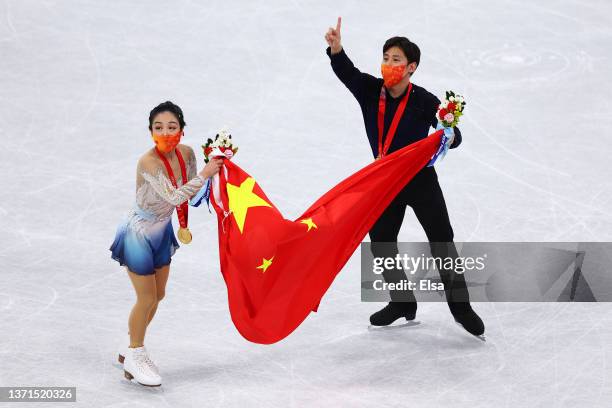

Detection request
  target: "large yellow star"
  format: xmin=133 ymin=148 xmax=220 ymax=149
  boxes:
xmin=227 ymin=177 xmax=271 ymax=233
xmin=300 ymin=217 xmax=317 ymax=232
xmin=256 ymin=256 xmax=274 ymax=273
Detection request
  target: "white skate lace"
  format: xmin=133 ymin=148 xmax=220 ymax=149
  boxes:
xmin=139 ymin=348 xmax=160 ymax=375
xmin=143 ymin=354 xmax=160 ymax=375
xmin=133 ymin=350 xmax=159 ymax=377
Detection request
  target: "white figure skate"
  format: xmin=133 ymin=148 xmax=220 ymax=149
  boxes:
xmin=123 ymin=346 xmax=162 ymax=387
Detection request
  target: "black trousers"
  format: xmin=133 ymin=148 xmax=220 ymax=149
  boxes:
xmin=368 ymin=166 xmax=471 ymax=314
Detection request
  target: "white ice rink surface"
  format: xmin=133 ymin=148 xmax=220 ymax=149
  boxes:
xmin=2 ymin=0 xmax=612 ymax=407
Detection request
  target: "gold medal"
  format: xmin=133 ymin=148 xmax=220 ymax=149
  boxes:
xmin=155 ymin=147 xmax=192 ymax=245
xmin=177 ymin=227 xmax=192 ymax=244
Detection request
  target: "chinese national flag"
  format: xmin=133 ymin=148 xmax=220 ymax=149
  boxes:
xmin=210 ymin=130 xmax=444 ymax=344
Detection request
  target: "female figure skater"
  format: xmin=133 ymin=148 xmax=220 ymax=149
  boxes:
xmin=109 ymin=101 xmax=223 ymax=386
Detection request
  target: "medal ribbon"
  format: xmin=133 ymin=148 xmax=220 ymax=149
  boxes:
xmin=155 ymin=147 xmax=188 ymax=229
xmin=377 ymin=82 xmax=413 ymax=158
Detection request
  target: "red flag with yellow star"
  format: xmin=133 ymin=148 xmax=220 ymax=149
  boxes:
xmin=210 ymin=130 xmax=444 ymax=344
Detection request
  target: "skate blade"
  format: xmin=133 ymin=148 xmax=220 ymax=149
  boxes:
xmin=454 ymin=321 xmax=486 ymax=342
xmin=124 ymin=370 xmax=162 ymax=387
xmin=368 ymin=320 xmax=421 ymax=331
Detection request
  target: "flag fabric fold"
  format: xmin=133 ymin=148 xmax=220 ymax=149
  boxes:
xmin=210 ymin=130 xmax=444 ymax=344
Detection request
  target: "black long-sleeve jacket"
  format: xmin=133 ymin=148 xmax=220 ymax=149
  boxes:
xmin=327 ymin=47 xmax=462 ymax=159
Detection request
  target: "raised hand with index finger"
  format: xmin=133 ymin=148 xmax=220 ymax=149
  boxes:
xmin=324 ymin=17 xmax=343 ymax=55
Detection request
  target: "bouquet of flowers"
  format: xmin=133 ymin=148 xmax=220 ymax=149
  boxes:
xmin=437 ymin=91 xmax=466 ymax=128
xmin=427 ymin=91 xmax=465 ymax=167
xmin=203 ymin=128 xmax=238 ymax=163
xmin=191 ymin=129 xmax=238 ymax=210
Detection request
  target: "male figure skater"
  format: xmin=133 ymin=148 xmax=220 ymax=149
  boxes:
xmin=324 ymin=17 xmax=484 ymax=336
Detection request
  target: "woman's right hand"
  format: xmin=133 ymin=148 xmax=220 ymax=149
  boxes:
xmin=199 ymin=157 xmax=224 ymax=179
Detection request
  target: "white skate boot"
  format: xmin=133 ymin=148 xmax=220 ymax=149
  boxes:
xmin=118 ymin=336 xmax=160 ymax=375
xmin=123 ymin=346 xmax=162 ymax=387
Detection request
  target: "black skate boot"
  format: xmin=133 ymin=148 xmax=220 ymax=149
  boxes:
xmin=370 ymin=302 xmax=417 ymax=326
xmin=452 ymin=307 xmax=485 ymax=338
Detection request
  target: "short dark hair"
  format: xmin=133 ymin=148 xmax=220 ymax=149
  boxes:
xmin=148 ymin=101 xmax=186 ymax=131
xmin=383 ymin=37 xmax=421 ymax=67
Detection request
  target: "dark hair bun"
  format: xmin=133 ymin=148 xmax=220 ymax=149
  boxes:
xmin=148 ymin=101 xmax=186 ymax=131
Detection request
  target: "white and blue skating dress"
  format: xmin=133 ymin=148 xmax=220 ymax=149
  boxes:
xmin=110 ymin=151 xmax=206 ymax=275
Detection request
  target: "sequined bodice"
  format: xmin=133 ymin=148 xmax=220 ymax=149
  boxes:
xmin=124 ymin=152 xmax=205 ymax=235
xmin=136 ymin=171 xmax=188 ymax=221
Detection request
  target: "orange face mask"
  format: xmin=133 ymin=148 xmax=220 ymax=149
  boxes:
xmin=381 ymin=64 xmax=406 ymax=88
xmin=152 ymin=131 xmax=182 ymax=153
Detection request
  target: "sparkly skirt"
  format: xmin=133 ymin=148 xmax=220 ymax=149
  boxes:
xmin=109 ymin=207 xmax=180 ymax=276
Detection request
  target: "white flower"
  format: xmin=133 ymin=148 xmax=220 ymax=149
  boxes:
xmin=213 ymin=128 xmax=232 ymax=149
xmin=217 ymin=128 xmax=231 ymax=140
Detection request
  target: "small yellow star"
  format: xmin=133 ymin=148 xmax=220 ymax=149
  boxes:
xmin=300 ymin=218 xmax=317 ymax=232
xmin=256 ymin=256 xmax=274 ymax=273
